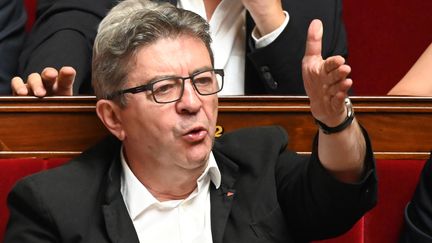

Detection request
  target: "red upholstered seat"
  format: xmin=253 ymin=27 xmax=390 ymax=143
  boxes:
xmin=24 ymin=0 xmax=37 ymax=31
xmin=0 ymin=158 xmax=425 ymax=242
xmin=343 ymin=0 xmax=432 ymax=95
xmin=0 ymin=158 xmax=45 ymax=241
xmin=0 ymin=158 xmax=69 ymax=242
xmin=313 ymin=159 xmax=425 ymax=243
xmin=364 ymin=159 xmax=425 ymax=243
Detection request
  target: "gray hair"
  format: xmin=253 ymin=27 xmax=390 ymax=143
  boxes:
xmin=92 ymin=0 xmax=213 ymax=105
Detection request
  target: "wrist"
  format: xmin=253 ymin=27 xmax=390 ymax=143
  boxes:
xmin=314 ymin=98 xmax=355 ymax=134
xmin=252 ymin=8 xmax=286 ymax=36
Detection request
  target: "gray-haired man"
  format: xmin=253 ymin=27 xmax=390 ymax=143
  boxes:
xmin=5 ymin=1 xmax=376 ymax=242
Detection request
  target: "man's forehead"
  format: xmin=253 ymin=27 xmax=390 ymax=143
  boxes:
xmin=139 ymin=34 xmax=209 ymax=54
xmin=128 ymin=35 xmax=212 ymax=82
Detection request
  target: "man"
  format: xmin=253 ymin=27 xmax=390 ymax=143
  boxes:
xmin=12 ymin=0 xmax=347 ymax=96
xmin=5 ymin=1 xmax=376 ymax=242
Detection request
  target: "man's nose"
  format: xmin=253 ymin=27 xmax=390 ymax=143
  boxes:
xmin=176 ymin=80 xmax=202 ymax=113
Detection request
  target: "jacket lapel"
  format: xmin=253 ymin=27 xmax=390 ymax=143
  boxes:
xmin=210 ymin=149 xmax=239 ymax=243
xmin=98 ymin=135 xmax=240 ymax=243
xmin=102 ymin=153 xmax=140 ymax=243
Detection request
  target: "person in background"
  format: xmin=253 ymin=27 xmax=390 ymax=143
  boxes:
xmin=12 ymin=0 xmax=347 ymax=96
xmin=5 ymin=0 xmax=376 ymax=242
xmin=0 ymin=0 xmax=26 ymax=94
xmin=386 ymin=41 xmax=432 ymax=242
xmin=388 ymin=43 xmax=432 ymax=96
xmin=399 ymin=154 xmax=432 ymax=242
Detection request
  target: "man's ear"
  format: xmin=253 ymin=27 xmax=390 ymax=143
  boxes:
xmin=96 ymin=100 xmax=126 ymax=141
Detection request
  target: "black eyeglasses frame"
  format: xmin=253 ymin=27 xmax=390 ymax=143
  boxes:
xmin=106 ymin=68 xmax=224 ymax=104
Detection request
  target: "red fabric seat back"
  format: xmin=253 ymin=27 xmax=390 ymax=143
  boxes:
xmin=0 ymin=158 xmax=68 ymax=242
xmin=24 ymin=0 xmax=37 ymax=31
xmin=343 ymin=1 xmax=432 ymax=95
xmin=0 ymin=158 xmax=426 ymax=242
xmin=313 ymin=159 xmax=425 ymax=243
xmin=364 ymin=159 xmax=425 ymax=243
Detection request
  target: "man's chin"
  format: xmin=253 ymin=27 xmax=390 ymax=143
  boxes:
xmin=187 ymin=146 xmax=211 ymax=165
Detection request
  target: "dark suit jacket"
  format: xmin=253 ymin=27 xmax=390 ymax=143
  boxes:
xmin=399 ymin=154 xmax=432 ymax=243
xmin=5 ymin=126 xmax=377 ymax=243
xmin=18 ymin=0 xmax=347 ymax=95
xmin=0 ymin=0 xmax=26 ymax=94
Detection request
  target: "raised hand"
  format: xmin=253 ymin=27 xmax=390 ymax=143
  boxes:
xmin=302 ymin=19 xmax=352 ymax=127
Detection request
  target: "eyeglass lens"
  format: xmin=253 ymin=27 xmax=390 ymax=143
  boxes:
xmin=152 ymin=70 xmax=223 ymax=103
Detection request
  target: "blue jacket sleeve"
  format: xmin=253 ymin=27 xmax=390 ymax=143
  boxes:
xmin=17 ymin=0 xmax=115 ymax=94
xmin=0 ymin=0 xmax=26 ymax=94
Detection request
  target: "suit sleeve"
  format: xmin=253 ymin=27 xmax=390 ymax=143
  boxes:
xmin=4 ymin=178 xmax=60 ymax=243
xmin=245 ymin=0 xmax=347 ymax=95
xmin=0 ymin=0 xmax=26 ymax=94
xmin=400 ymin=155 xmax=432 ymax=243
xmin=17 ymin=0 xmax=114 ymax=94
xmin=275 ymin=126 xmax=377 ymax=241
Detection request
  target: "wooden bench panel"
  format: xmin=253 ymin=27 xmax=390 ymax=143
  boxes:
xmin=0 ymin=96 xmax=431 ymax=159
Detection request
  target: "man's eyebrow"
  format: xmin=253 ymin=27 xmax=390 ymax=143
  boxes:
xmin=145 ymin=66 xmax=214 ymax=83
xmin=139 ymin=74 xmax=180 ymax=85
xmin=190 ymin=66 xmax=214 ymax=75
xmin=147 ymin=74 xmax=179 ymax=83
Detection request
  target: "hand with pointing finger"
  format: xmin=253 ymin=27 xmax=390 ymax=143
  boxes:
xmin=302 ymin=19 xmax=352 ymax=127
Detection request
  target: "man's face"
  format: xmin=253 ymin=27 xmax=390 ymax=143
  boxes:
xmin=118 ymin=35 xmax=218 ymax=172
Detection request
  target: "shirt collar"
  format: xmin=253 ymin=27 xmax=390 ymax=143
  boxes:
xmin=198 ymin=152 xmax=221 ymax=189
xmin=120 ymin=147 xmax=221 ymax=220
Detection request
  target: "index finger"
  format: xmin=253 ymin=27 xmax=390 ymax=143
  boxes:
xmin=324 ymin=56 xmax=346 ymax=73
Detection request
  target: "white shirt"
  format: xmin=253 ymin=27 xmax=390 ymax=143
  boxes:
xmin=178 ymin=0 xmax=290 ymax=95
xmin=120 ymin=150 xmax=222 ymax=243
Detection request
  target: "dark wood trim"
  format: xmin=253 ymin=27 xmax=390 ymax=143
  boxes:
xmin=0 ymin=96 xmax=431 ymax=159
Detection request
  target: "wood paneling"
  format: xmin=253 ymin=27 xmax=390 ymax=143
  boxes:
xmin=0 ymin=96 xmax=431 ymax=159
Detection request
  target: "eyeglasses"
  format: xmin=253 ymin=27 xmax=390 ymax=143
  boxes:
xmin=107 ymin=69 xmax=224 ymax=103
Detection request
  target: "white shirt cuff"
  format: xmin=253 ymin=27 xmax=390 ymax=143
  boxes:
xmin=252 ymin=11 xmax=290 ymax=49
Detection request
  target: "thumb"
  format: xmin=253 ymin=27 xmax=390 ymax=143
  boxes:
xmin=304 ymin=19 xmax=323 ymax=58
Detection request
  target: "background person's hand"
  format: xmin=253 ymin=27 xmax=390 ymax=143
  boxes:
xmin=241 ymin=0 xmax=285 ymax=37
xmin=11 ymin=66 xmax=75 ymax=97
